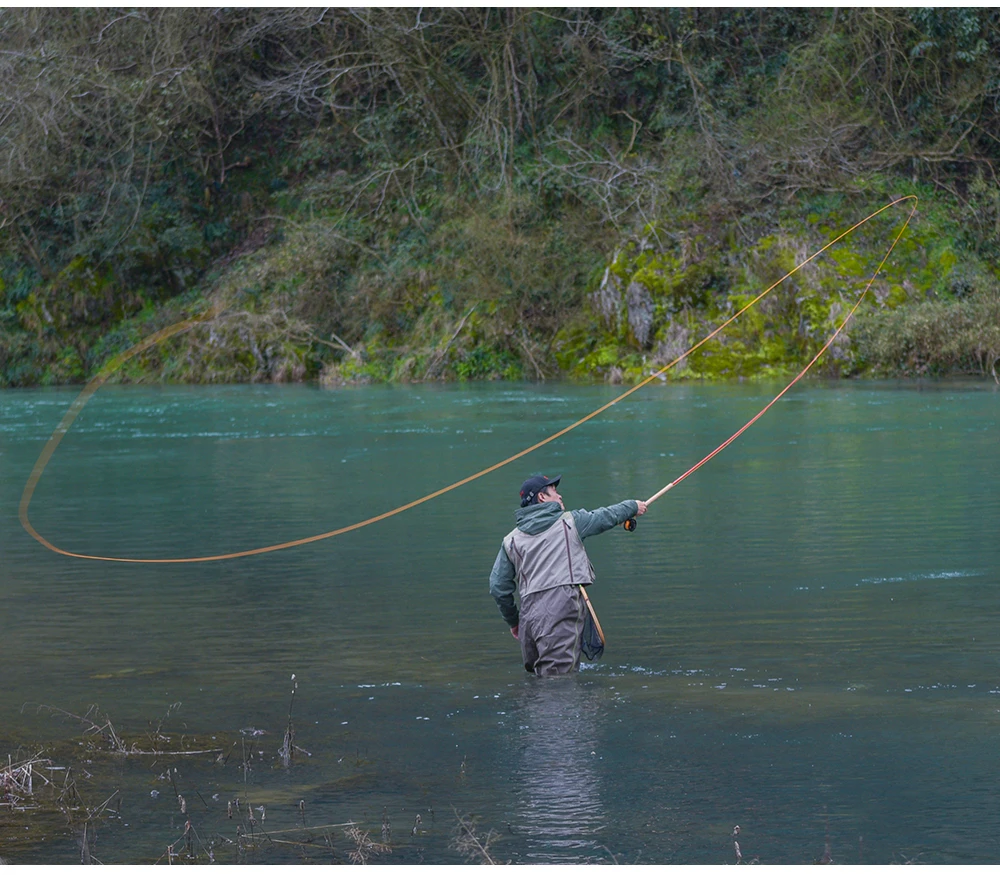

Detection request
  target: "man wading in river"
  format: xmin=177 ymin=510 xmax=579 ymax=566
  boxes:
xmin=489 ymin=474 xmax=647 ymax=676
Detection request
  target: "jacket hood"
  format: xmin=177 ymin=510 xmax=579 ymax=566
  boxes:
xmin=513 ymin=500 xmax=564 ymax=535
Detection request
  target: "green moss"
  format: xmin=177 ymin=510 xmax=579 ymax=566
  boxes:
xmin=547 ymin=186 xmax=989 ymax=384
xmin=5 ymin=166 xmax=993 ymax=388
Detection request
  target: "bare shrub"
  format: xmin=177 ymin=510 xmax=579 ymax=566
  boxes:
xmin=451 ymin=811 xmax=501 ymax=865
xmin=854 ymin=286 xmax=1000 ymax=379
xmin=344 ymin=822 xmax=391 ymax=864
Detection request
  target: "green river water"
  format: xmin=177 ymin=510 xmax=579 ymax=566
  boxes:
xmin=1 ymin=380 xmax=998 ymax=864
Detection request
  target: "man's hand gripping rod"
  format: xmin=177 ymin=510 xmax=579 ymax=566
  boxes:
xmin=622 ymin=484 xmax=671 ymax=531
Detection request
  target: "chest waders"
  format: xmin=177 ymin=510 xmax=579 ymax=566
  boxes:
xmin=504 ymin=512 xmax=605 ymax=666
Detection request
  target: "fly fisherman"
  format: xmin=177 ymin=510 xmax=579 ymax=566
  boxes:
xmin=489 ymin=474 xmax=647 ymax=676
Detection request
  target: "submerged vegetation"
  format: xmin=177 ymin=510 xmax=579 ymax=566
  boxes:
xmin=2 ymin=8 xmax=1000 ymax=387
xmin=0 ymin=699 xmax=919 ymax=865
xmin=1 ymin=691 xmax=432 ymax=864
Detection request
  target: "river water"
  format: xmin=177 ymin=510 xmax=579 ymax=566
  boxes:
xmin=1 ymin=380 xmax=998 ymax=864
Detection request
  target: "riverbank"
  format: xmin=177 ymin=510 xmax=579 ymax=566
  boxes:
xmin=5 ymin=189 xmax=999 ymax=390
xmin=4 ymin=12 xmax=1000 ymax=392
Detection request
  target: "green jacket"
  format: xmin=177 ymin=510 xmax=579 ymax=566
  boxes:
xmin=489 ymin=499 xmax=638 ymax=628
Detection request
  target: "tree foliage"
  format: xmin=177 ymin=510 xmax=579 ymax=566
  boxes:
xmin=2 ymin=8 xmax=1000 ymax=385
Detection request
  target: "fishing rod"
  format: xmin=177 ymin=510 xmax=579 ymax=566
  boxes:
xmin=620 ymin=195 xmax=918 ymax=532
xmin=19 ymin=198 xmax=917 ymax=563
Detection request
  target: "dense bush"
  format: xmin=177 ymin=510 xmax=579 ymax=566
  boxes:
xmin=854 ymin=281 xmax=1000 ymax=379
xmin=2 ymin=9 xmax=1000 ymax=385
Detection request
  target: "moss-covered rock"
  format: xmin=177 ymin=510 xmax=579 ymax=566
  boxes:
xmin=555 ymin=188 xmax=997 ymax=384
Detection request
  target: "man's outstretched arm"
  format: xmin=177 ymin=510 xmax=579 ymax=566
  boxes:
xmin=572 ymin=499 xmax=646 ymax=539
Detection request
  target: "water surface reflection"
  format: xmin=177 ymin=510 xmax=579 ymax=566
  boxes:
xmin=507 ymin=679 xmax=606 ymax=861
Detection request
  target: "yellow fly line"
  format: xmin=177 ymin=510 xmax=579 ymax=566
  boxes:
xmin=18 ymin=197 xmax=917 ymax=563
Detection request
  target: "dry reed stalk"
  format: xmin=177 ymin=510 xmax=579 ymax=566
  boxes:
xmin=451 ymin=811 xmax=500 ymax=865
xmin=344 ymin=821 xmax=391 ymax=864
xmin=278 ymin=674 xmax=297 ymax=767
xmin=1 ymin=753 xmax=53 ymax=810
xmin=35 ymin=704 xmax=221 ymax=756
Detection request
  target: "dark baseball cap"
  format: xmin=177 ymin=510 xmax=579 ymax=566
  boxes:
xmin=519 ymin=474 xmax=561 ymax=507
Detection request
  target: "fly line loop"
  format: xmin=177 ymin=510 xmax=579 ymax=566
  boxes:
xmin=19 ymin=197 xmax=917 ymax=563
